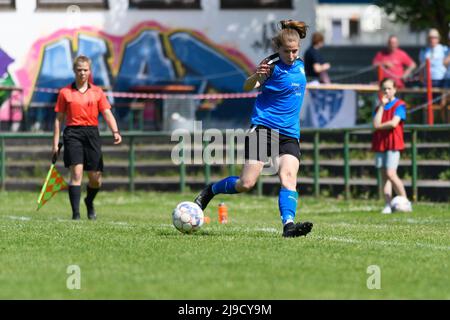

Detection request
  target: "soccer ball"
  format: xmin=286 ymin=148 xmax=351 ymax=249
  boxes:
xmin=390 ymin=196 xmax=412 ymax=212
xmin=172 ymin=201 xmax=204 ymax=234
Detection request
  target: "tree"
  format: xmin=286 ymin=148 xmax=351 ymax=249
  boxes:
xmin=376 ymin=0 xmax=450 ymax=44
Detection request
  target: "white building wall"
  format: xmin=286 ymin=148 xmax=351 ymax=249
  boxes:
xmin=316 ymin=4 xmax=425 ymax=46
xmin=0 ymin=0 xmax=317 ymax=75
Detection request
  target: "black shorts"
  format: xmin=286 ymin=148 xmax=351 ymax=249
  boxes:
xmin=244 ymin=125 xmax=301 ymax=163
xmin=63 ymin=126 xmax=104 ymax=172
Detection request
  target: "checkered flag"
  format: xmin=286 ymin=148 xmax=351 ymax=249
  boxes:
xmin=36 ymin=143 xmax=68 ymax=211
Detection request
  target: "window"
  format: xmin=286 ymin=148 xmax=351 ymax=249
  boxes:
xmin=221 ymin=0 xmax=292 ymax=9
xmin=36 ymin=0 xmax=108 ymax=9
xmin=331 ymin=20 xmax=343 ymax=42
xmin=129 ymin=0 xmax=201 ymax=9
xmin=0 ymin=0 xmax=15 ymax=9
xmin=349 ymin=19 xmax=359 ymax=38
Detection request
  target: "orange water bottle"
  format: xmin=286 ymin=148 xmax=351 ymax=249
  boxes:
xmin=218 ymin=202 xmax=228 ymax=224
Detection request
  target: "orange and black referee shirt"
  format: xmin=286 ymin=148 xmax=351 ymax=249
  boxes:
xmin=54 ymin=82 xmax=111 ymax=126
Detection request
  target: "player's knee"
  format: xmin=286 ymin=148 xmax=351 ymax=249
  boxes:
xmin=70 ymin=173 xmax=83 ymax=184
xmin=385 ymin=170 xmax=398 ymax=180
xmin=89 ymin=174 xmax=102 ymax=188
xmin=239 ymin=179 xmax=257 ymax=192
xmin=90 ymin=180 xmax=102 ymax=188
xmin=279 ymin=171 xmax=297 ymax=189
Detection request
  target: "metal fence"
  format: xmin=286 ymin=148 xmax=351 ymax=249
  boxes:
xmin=1 ymin=124 xmax=449 ymax=201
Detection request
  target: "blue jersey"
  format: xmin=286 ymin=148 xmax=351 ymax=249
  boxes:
xmin=251 ymin=59 xmax=307 ymax=139
xmin=385 ymin=98 xmax=406 ymax=121
xmin=372 ymin=98 xmax=406 ymax=121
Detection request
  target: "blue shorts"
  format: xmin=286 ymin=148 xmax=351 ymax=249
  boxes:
xmin=375 ymin=151 xmax=400 ymax=169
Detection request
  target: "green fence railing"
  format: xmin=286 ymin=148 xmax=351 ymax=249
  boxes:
xmin=0 ymin=124 xmax=449 ymax=201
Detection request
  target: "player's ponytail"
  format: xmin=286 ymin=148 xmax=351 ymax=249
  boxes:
xmin=280 ymin=20 xmax=308 ymax=39
xmin=273 ymin=20 xmax=308 ymax=49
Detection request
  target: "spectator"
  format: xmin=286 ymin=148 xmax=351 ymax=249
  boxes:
xmin=304 ymin=32 xmax=331 ymax=83
xmin=372 ymin=35 xmax=416 ymax=89
xmin=444 ymin=48 xmax=450 ymax=88
xmin=419 ymin=29 xmax=449 ymax=88
xmin=441 ymin=39 xmax=450 ymax=121
xmin=372 ymin=78 xmax=411 ymax=214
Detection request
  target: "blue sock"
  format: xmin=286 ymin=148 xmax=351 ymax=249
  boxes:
xmin=278 ymin=188 xmax=298 ymax=225
xmin=212 ymin=176 xmax=240 ymax=194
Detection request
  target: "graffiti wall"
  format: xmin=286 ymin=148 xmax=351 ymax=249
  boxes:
xmin=0 ymin=0 xmax=315 ymax=130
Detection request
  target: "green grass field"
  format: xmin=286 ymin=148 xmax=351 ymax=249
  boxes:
xmin=0 ymin=191 xmax=449 ymax=299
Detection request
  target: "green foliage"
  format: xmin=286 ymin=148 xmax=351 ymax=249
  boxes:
xmin=0 ymin=73 xmax=14 ymax=104
xmin=438 ymin=169 xmax=450 ymax=181
xmin=320 ymin=168 xmax=330 ymax=178
xmin=356 ymin=93 xmax=377 ymax=125
xmin=376 ymin=0 xmax=450 ymax=43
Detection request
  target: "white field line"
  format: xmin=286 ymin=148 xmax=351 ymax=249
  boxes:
xmin=300 ymin=206 xmax=380 ymax=214
xmin=109 ymin=221 xmax=130 ymax=226
xmin=2 ymin=215 xmax=134 ymax=228
xmin=173 ymin=224 xmax=450 ymax=252
xmin=315 ymin=235 xmax=450 ymax=252
xmin=4 ymin=215 xmax=31 ymax=221
xmin=2 ymin=216 xmax=447 ymax=251
xmin=323 ymin=222 xmax=390 ymax=229
xmin=254 ymin=227 xmax=278 ymax=233
xmin=403 ymin=218 xmax=450 ymax=224
xmin=321 ymin=220 xmax=449 ymax=229
xmin=160 ymin=223 xmax=173 ymax=228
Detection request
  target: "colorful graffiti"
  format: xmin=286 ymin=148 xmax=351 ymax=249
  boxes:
xmin=0 ymin=48 xmax=21 ymax=127
xmin=15 ymin=22 xmax=256 ymax=129
xmin=251 ymin=21 xmax=279 ymax=54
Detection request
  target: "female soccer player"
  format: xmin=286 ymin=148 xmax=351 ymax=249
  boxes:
xmin=372 ymin=78 xmax=411 ymax=214
xmin=194 ymin=20 xmax=313 ymax=237
xmin=52 ymin=55 xmax=122 ymax=220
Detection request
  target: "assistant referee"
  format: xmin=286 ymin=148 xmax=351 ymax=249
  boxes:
xmin=52 ymin=55 xmax=122 ymax=220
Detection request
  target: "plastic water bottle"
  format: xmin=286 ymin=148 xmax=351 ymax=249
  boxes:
xmin=218 ymin=202 xmax=228 ymax=224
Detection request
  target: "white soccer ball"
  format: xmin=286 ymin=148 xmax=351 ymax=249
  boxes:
xmin=172 ymin=201 xmax=204 ymax=234
xmin=390 ymin=196 xmax=412 ymax=212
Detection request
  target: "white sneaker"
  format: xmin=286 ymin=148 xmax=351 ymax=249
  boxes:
xmin=381 ymin=205 xmax=392 ymax=214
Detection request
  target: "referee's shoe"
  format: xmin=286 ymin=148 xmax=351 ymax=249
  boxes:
xmin=84 ymin=198 xmax=97 ymax=220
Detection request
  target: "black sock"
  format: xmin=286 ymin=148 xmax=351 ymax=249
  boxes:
xmin=85 ymin=186 xmax=100 ymax=207
xmin=69 ymin=185 xmax=81 ymax=216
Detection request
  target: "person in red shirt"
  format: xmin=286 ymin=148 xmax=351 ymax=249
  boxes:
xmin=52 ymin=55 xmax=122 ymax=220
xmin=372 ymin=78 xmax=411 ymax=214
xmin=372 ymin=36 xmax=416 ymax=89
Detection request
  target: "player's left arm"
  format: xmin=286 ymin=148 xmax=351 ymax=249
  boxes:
xmin=402 ymin=52 xmax=417 ymax=80
xmin=373 ymin=105 xmax=384 ymax=128
xmin=444 ymin=52 xmax=450 ymax=67
xmin=102 ymin=109 xmax=122 ymax=145
xmin=375 ymin=104 xmax=405 ymax=130
xmin=375 ymin=115 xmax=402 ymax=130
xmin=402 ymin=61 xmax=417 ymax=79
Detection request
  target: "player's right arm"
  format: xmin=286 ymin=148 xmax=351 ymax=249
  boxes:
xmin=373 ymin=95 xmax=388 ymax=129
xmin=373 ymin=106 xmax=383 ymax=129
xmin=53 ymin=112 xmax=65 ymax=156
xmin=243 ymin=58 xmax=271 ymax=91
xmin=313 ymin=62 xmax=331 ymax=73
xmin=53 ymin=90 xmax=66 ymax=157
